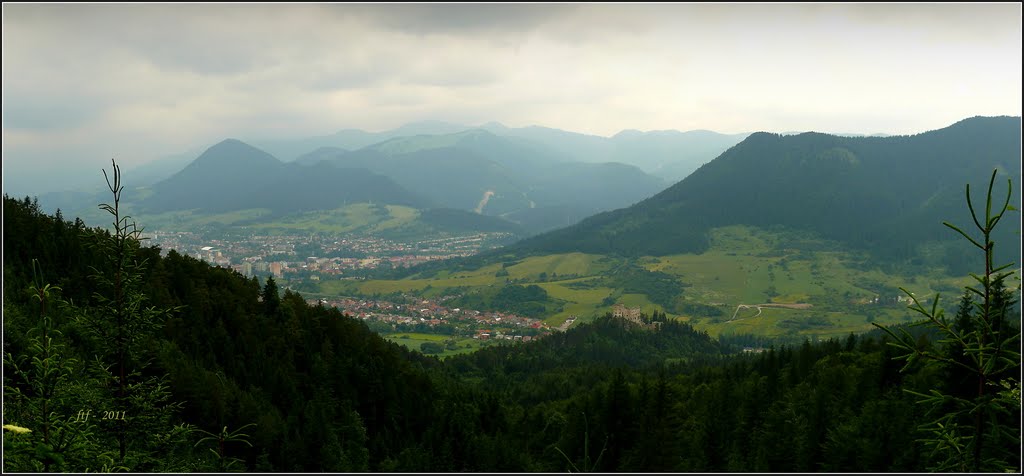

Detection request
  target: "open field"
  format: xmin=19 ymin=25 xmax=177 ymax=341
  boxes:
xmin=504 ymin=252 xmax=613 ymax=280
xmin=318 ymin=225 xmax=977 ymax=339
xmin=381 ymin=333 xmax=492 ymax=359
xmin=75 ymin=201 xmax=418 ymax=236
xmin=245 ymin=203 xmax=420 ymax=234
xmin=110 ymin=208 xmax=275 ymax=231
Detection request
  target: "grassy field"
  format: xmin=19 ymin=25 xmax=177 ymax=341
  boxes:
xmin=111 ymin=202 xmax=427 ymax=236
xmin=504 ymin=253 xmax=613 ymax=280
xmin=79 ymin=207 xmax=277 ymax=231
xmin=382 ymin=333 xmax=492 ymax=359
xmin=317 ymin=225 xmax=977 ymax=339
xmin=535 ymin=282 xmax=616 ymax=326
xmin=245 ymin=204 xmax=421 ymax=235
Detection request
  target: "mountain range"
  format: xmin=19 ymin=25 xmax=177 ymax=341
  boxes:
xmin=134 ymin=129 xmax=670 ymax=235
xmin=503 ymin=116 xmax=1021 ymax=269
xmin=30 ymin=116 xmax=1019 ymax=267
xmin=258 ymin=120 xmax=750 ymax=183
xmin=32 ymin=120 xmax=758 ymax=219
xmin=141 ymin=139 xmax=428 ymax=215
xmin=293 ymin=129 xmax=668 ymax=232
xmin=46 ymin=127 xmax=678 ymax=237
xmin=478 ymin=122 xmax=751 ymax=181
xmin=74 ymin=119 xmax=748 ymax=187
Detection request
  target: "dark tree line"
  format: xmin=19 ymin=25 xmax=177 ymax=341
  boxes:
xmin=3 ymin=164 xmax=1020 ymax=472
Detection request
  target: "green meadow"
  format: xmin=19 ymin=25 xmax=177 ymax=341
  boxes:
xmin=316 ymin=225 xmax=976 ymax=339
xmin=382 ymin=333 xmax=491 ymax=359
xmin=118 ymin=202 xmax=433 ymax=237
xmin=246 ymin=204 xmax=420 ymax=234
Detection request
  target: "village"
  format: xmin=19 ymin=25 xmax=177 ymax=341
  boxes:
xmin=146 ymin=228 xmax=677 ymax=347
xmin=145 ymin=229 xmax=516 ymax=278
xmin=305 ymin=294 xmax=556 ymax=342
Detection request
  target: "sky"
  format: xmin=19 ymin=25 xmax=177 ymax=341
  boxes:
xmin=2 ymin=3 xmax=1022 ymax=196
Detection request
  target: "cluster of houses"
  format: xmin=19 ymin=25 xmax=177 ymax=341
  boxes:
xmin=308 ymin=296 xmax=550 ymax=336
xmin=472 ymin=330 xmax=538 ymax=342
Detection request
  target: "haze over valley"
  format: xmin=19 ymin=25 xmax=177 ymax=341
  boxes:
xmin=3 ymin=3 xmax=1021 ymax=473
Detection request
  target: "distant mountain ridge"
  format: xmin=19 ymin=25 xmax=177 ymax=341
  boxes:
xmin=76 ymin=131 xmax=670 ymax=238
xmin=252 ymin=120 xmax=471 ymax=161
xmin=246 ymin=120 xmax=753 ymax=183
xmin=507 ymin=116 xmax=1022 ymax=268
xmin=480 ymin=123 xmax=751 ymax=182
xmin=27 ymin=120 xmax=890 ymax=202
xmin=141 ymin=139 xmax=429 ymax=214
xmin=295 ymin=129 xmax=669 ymax=233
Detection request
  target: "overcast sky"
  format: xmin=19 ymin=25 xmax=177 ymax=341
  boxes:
xmin=3 ymin=3 xmax=1021 ymax=196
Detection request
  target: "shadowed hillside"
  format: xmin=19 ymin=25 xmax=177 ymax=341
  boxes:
xmin=509 ymin=116 xmax=1022 ymax=269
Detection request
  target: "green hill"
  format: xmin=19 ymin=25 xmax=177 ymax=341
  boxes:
xmin=510 ymin=116 xmax=1022 ymax=270
xmin=140 ymin=139 xmax=430 ymax=214
xmin=299 ymin=129 xmax=669 ymax=233
xmin=331 ymin=117 xmax=1021 ymax=338
xmin=417 ymin=208 xmax=526 ymax=234
xmin=482 ymin=122 xmax=750 ymax=181
xmin=324 ymin=225 xmax=977 ymax=339
xmin=4 ymin=185 xmax=1020 ymax=473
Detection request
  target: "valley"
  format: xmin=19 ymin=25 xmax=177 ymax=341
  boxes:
xmin=39 ymin=116 xmax=1017 ymax=347
xmin=137 ymin=205 xmax=519 ymax=276
xmin=302 ymin=224 xmax=976 ymax=340
xmin=5 ymin=4 xmax=1021 ymax=472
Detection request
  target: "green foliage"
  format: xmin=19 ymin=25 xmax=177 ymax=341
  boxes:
xmin=70 ymin=161 xmax=190 ymax=469
xmin=492 ymin=284 xmax=551 ymax=317
xmin=601 ymin=264 xmax=688 ymax=312
xmin=262 ymin=276 xmax=281 ymax=317
xmin=418 ymin=207 xmax=524 ymax=234
xmin=3 ymin=262 xmax=98 ymax=472
xmin=677 ymin=301 xmax=724 ymax=317
xmin=512 ymin=117 xmax=1022 ymax=269
xmin=554 ymin=412 xmax=607 ymax=473
xmin=420 ymin=342 xmax=445 ymax=355
xmin=193 ymin=423 xmax=255 ymax=472
xmin=451 ymin=284 xmax=555 ymax=318
xmin=8 ymin=157 xmax=1021 ymax=472
xmin=873 ymin=169 xmax=1021 ymax=472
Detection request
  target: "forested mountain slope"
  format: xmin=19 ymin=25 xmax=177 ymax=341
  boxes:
xmin=510 ymin=116 xmax=1021 ymax=270
xmin=141 ymin=139 xmax=428 ymax=214
xmin=3 ymin=190 xmax=1019 ymax=472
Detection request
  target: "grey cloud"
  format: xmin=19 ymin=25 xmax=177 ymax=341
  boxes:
xmin=4 ymin=3 xmax=281 ymax=76
xmin=837 ymin=3 xmax=1021 ymax=40
xmin=304 ymin=68 xmax=386 ymax=92
xmin=300 ymin=64 xmax=498 ymax=92
xmin=322 ymin=4 xmax=580 ymax=35
xmin=133 ymin=39 xmax=265 ymax=76
xmin=2 ymin=2 xmax=1019 ymax=198
xmin=2 ymin=97 xmax=105 ymax=131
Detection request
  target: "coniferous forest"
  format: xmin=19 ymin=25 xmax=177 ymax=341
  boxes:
xmin=2 ymin=165 xmax=1021 ymax=472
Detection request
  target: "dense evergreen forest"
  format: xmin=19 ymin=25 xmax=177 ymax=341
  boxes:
xmin=2 ymin=167 xmax=1021 ymax=472
xmin=506 ymin=116 xmax=1022 ymax=273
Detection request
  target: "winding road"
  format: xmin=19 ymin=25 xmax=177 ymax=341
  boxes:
xmin=728 ymin=302 xmax=813 ymax=322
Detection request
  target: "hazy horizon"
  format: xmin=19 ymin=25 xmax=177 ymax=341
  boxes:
xmin=3 ymin=3 xmax=1021 ymax=196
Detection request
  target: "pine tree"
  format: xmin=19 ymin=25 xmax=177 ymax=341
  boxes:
xmin=263 ymin=276 xmax=281 ymax=318
xmin=3 ymin=261 xmax=99 ymax=471
xmin=72 ymin=160 xmax=191 ymax=470
xmin=874 ymin=169 xmax=1021 ymax=472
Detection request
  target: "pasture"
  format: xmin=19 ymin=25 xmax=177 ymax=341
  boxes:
xmin=320 ymin=225 xmax=978 ymax=339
